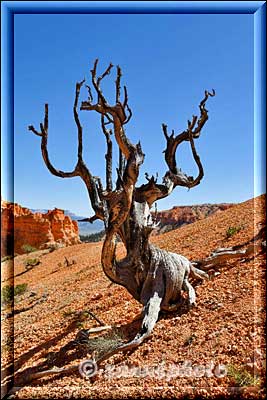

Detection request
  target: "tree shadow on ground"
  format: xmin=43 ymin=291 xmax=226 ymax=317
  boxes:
xmin=8 ymin=289 xmax=200 ymax=387
xmin=11 ymin=315 xmax=144 ymax=386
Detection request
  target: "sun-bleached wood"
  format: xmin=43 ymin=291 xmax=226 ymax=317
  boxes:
xmin=28 ymin=60 xmax=215 ymax=380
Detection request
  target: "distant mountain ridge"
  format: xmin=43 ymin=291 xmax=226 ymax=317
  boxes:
xmin=152 ymin=202 xmax=234 ymax=235
xmin=32 ymin=202 xmax=234 ymax=237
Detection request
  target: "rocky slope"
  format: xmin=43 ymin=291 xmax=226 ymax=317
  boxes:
xmin=31 ymin=203 xmax=234 ymax=238
xmin=1 ymin=195 xmax=266 ymax=399
xmin=1 ymin=200 xmax=81 ymax=256
xmin=153 ymin=203 xmax=233 ymax=234
xmin=81 ymin=203 xmax=234 ymax=242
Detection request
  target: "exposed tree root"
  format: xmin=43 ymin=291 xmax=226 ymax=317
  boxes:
xmin=192 ymin=241 xmax=263 ymax=271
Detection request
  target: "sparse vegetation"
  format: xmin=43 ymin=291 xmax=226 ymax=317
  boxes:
xmin=1 ymin=286 xmax=13 ymax=306
xmin=227 ymin=364 xmax=260 ymax=387
xmin=24 ymin=257 xmax=41 ymax=269
xmin=226 ymin=226 xmax=242 ymax=238
xmin=21 ymin=244 xmax=37 ymax=254
xmin=1 ymin=283 xmax=28 ymax=306
xmin=76 ymin=321 xmax=84 ymax=329
xmin=81 ymin=328 xmax=125 ymax=357
xmin=14 ymin=283 xmax=28 ymax=297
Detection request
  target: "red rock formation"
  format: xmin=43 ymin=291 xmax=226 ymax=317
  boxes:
xmin=152 ymin=203 xmax=234 ymax=235
xmin=1 ymin=200 xmax=81 ymax=256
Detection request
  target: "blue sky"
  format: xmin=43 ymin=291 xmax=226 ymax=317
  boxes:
xmin=5 ymin=12 xmax=257 ymax=216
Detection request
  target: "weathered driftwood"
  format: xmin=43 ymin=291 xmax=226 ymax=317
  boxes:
xmin=26 ymin=60 xmax=217 ymax=383
xmin=192 ymin=242 xmax=261 ymax=271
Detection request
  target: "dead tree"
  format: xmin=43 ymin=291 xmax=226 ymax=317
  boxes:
xmin=28 ymin=60 xmax=215 ymax=359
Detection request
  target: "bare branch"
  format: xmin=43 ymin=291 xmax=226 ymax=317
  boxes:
xmin=101 ymin=115 xmax=113 ymax=192
xmin=193 ymin=243 xmax=259 ymax=271
xmin=104 ymin=113 xmax=114 ymax=124
xmin=85 ymin=84 xmax=93 ymax=103
xmin=28 ymin=84 xmax=105 ymax=221
xmin=192 ymin=89 xmax=215 ymax=137
xmin=123 ymin=85 xmax=128 ymax=107
xmin=28 ymin=104 xmax=78 ymax=178
xmin=81 ymin=60 xmax=136 ymax=160
xmin=74 ymin=79 xmax=85 ymax=161
xmin=136 ymin=90 xmax=215 ymax=205
xmin=78 ymin=215 xmax=99 ymax=223
xmin=116 ymin=149 xmax=126 ymax=190
xmin=91 ymin=59 xmax=113 ymax=106
xmin=28 ymin=125 xmax=43 ymax=137
xmin=124 ymin=104 xmax=133 ymax=124
xmin=162 ymin=123 xmax=169 ymax=140
xmin=116 ymin=66 xmax=122 ymax=103
xmin=186 ymin=126 xmax=204 ymax=187
xmin=97 ymin=62 xmax=113 ymax=86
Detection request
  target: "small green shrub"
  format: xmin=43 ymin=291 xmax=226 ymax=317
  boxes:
xmin=226 ymin=226 xmax=241 ymax=238
xmin=24 ymin=258 xmax=40 ymax=269
xmin=1 ymin=283 xmax=28 ymax=306
xmin=21 ymin=244 xmax=37 ymax=254
xmin=81 ymin=328 xmax=125 ymax=357
xmin=227 ymin=364 xmax=260 ymax=387
xmin=1 ymin=286 xmax=13 ymax=306
xmin=14 ymin=283 xmax=28 ymax=296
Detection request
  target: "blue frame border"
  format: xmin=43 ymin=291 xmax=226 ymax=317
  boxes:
xmin=1 ymin=1 xmax=266 ymax=397
xmin=0 ymin=1 xmax=265 ymax=14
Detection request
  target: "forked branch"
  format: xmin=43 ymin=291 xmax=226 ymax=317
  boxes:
xmin=101 ymin=115 xmax=113 ymax=192
xmin=81 ymin=60 xmax=135 ymax=160
xmin=136 ymin=90 xmax=215 ymax=206
xmin=163 ymin=89 xmax=215 ymax=179
xmin=28 ymin=79 xmax=105 ymax=221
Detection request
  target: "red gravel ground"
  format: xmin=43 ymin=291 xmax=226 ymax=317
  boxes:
xmin=1 ymin=195 xmax=266 ymax=399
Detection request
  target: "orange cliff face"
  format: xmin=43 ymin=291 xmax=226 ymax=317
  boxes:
xmin=1 ymin=200 xmax=81 ymax=256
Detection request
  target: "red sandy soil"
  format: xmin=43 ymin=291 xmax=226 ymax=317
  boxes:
xmin=1 ymin=195 xmax=266 ymax=399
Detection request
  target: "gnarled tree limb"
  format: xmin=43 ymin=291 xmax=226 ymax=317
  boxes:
xmin=26 ymin=60 xmax=218 ymax=388
xmin=28 ymin=80 xmax=105 ymax=222
xmin=135 ymin=89 xmax=215 ymax=206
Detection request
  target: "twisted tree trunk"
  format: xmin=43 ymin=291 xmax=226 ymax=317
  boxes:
xmin=28 ymin=59 xmax=215 ymax=368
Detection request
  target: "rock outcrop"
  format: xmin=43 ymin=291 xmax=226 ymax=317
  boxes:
xmin=1 ymin=200 xmax=81 ymax=256
xmin=152 ymin=203 xmax=233 ymax=235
